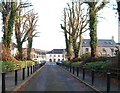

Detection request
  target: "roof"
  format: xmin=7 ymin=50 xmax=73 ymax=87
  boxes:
xmin=82 ymin=39 xmax=116 ymax=47
xmin=47 ymin=49 xmax=66 ymax=54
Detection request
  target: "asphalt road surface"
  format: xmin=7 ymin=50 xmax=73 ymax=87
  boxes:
xmin=22 ymin=62 xmax=95 ymax=91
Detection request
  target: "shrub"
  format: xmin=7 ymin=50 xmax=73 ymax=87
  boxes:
xmin=0 ymin=60 xmax=35 ymax=72
xmin=19 ymin=61 xmax=36 ymax=68
xmin=83 ymin=61 xmax=112 ymax=73
xmin=81 ymin=52 xmax=91 ymax=61
xmin=63 ymin=61 xmax=71 ymax=65
xmin=2 ymin=61 xmax=20 ymax=72
xmin=71 ymin=62 xmax=82 ymax=67
xmin=83 ymin=56 xmax=107 ymax=63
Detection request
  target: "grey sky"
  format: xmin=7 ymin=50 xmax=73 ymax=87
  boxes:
xmin=0 ymin=0 xmax=118 ymax=50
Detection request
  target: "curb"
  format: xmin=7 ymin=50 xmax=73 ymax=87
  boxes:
xmin=12 ymin=65 xmax=45 ymax=92
xmin=59 ymin=66 xmax=103 ymax=93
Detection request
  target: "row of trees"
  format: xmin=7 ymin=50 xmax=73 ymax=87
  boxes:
xmin=1 ymin=1 xmax=38 ymax=62
xmin=61 ymin=0 xmax=109 ymax=61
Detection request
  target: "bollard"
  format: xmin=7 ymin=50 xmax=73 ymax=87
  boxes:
xmin=15 ymin=70 xmax=18 ymax=85
xmin=34 ymin=65 xmax=35 ymax=72
xmin=77 ymin=67 xmax=79 ymax=77
xmin=70 ymin=65 xmax=71 ymax=72
xmin=31 ymin=66 xmax=32 ymax=74
xmin=83 ymin=68 xmax=85 ymax=80
xmin=107 ymin=72 xmax=111 ymax=93
xmin=34 ymin=65 xmax=36 ymax=71
xmin=2 ymin=73 xmax=6 ymax=93
xmin=27 ymin=67 xmax=29 ymax=77
xmin=91 ymin=70 xmax=95 ymax=85
xmin=73 ymin=67 xmax=75 ymax=74
xmin=22 ymin=68 xmax=25 ymax=80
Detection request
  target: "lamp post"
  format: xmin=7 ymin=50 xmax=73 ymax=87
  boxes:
xmin=117 ymin=1 xmax=120 ymax=43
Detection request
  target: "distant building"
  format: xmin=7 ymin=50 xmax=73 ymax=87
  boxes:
xmin=35 ymin=49 xmax=48 ymax=62
xmin=22 ymin=48 xmax=48 ymax=62
xmin=46 ymin=49 xmax=67 ymax=62
xmin=82 ymin=39 xmax=117 ymax=57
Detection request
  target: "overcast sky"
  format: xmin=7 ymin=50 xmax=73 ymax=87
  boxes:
xmin=0 ymin=0 xmax=118 ymax=50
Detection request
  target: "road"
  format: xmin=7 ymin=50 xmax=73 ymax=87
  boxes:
xmin=21 ymin=62 xmax=95 ymax=91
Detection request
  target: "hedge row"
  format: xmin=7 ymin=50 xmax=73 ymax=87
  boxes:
xmin=0 ymin=61 xmax=36 ymax=73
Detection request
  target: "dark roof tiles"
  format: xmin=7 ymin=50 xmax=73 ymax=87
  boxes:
xmin=47 ymin=49 xmax=66 ymax=54
xmin=82 ymin=39 xmax=116 ymax=47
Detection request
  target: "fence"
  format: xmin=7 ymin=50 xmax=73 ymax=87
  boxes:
xmin=1 ymin=63 xmax=45 ymax=93
xmin=57 ymin=63 xmax=119 ymax=93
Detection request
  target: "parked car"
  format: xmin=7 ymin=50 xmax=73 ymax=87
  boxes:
xmin=56 ymin=60 xmax=64 ymax=65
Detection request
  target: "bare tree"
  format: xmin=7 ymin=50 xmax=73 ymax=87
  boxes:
xmin=61 ymin=0 xmax=89 ymax=61
xmin=26 ymin=10 xmax=39 ymax=60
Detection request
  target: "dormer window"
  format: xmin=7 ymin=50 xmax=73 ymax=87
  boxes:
xmin=109 ymin=42 xmax=113 ymax=45
xmin=105 ymin=42 xmax=108 ymax=44
xmin=83 ymin=41 xmax=87 ymax=44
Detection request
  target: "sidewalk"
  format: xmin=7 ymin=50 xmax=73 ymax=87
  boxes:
xmin=62 ymin=65 xmax=119 ymax=92
xmin=0 ymin=64 xmax=43 ymax=92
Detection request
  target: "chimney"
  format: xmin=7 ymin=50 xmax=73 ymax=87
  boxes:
xmin=111 ymin=36 xmax=114 ymax=41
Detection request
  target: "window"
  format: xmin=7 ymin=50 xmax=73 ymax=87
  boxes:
xmin=58 ymin=55 xmax=60 ymax=57
xmin=62 ymin=55 xmax=64 ymax=57
xmin=54 ymin=59 xmax=56 ymax=62
xmin=58 ymin=59 xmax=60 ymax=61
xmin=49 ymin=59 xmax=52 ymax=62
xmin=49 ymin=55 xmax=52 ymax=57
xmin=83 ymin=41 xmax=87 ymax=44
xmin=85 ymin=48 xmax=89 ymax=52
xmin=54 ymin=55 xmax=56 ymax=57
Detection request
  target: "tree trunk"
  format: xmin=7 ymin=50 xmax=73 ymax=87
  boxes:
xmin=78 ymin=33 xmax=82 ymax=58
xmin=68 ymin=35 xmax=74 ymax=60
xmin=18 ymin=43 xmax=23 ymax=60
xmin=89 ymin=9 xmax=98 ymax=58
xmin=2 ymin=2 xmax=17 ymax=62
xmin=27 ymin=37 xmax=33 ymax=60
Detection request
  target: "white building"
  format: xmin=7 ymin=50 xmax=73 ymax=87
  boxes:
xmin=46 ymin=49 xmax=66 ymax=62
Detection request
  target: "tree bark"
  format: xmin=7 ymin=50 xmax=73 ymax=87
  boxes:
xmin=89 ymin=10 xmax=98 ymax=58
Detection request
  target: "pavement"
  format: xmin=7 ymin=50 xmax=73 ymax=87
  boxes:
xmin=0 ymin=64 xmax=42 ymax=92
xmin=20 ymin=62 xmax=96 ymax=92
xmin=62 ymin=65 xmax=120 ymax=92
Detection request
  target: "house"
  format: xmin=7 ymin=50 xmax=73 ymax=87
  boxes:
xmin=0 ymin=42 xmax=17 ymax=57
xmin=11 ymin=43 xmax=17 ymax=56
xmin=46 ymin=49 xmax=67 ymax=62
xmin=82 ymin=39 xmax=117 ymax=57
xmin=35 ymin=49 xmax=48 ymax=62
xmin=22 ymin=48 xmax=48 ymax=62
xmin=22 ymin=48 xmax=37 ymax=60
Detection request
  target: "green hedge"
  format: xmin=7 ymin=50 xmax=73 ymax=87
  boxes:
xmin=19 ymin=61 xmax=35 ymax=68
xmin=1 ymin=61 xmax=21 ymax=72
xmin=62 ymin=61 xmax=71 ymax=65
xmin=71 ymin=62 xmax=81 ymax=67
xmin=0 ymin=61 xmax=36 ymax=72
xmin=83 ymin=61 xmax=112 ymax=73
